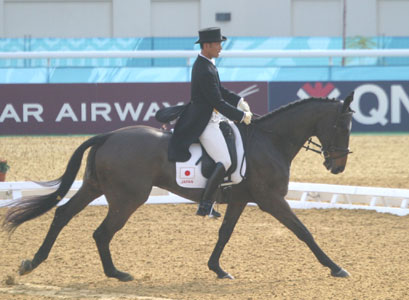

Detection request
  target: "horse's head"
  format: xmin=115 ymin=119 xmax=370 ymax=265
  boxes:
xmin=316 ymin=92 xmax=354 ymax=174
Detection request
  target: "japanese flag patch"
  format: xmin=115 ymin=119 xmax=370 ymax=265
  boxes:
xmin=180 ymin=167 xmax=195 ymax=179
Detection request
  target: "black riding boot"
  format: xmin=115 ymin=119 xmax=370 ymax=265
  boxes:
xmin=196 ymin=162 xmax=226 ymax=217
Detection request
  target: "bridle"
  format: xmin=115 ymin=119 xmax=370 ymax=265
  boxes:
xmin=302 ymin=137 xmax=352 ymax=170
xmin=319 ymin=105 xmax=354 ymax=163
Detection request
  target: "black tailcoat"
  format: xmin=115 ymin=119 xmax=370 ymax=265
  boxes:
xmin=168 ymin=55 xmax=245 ymax=162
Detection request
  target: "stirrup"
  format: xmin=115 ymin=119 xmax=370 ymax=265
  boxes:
xmin=209 ymin=204 xmax=221 ymax=218
xmin=196 ymin=202 xmax=221 ymax=218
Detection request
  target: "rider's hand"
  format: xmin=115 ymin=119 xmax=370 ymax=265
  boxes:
xmin=238 ymin=99 xmax=251 ymax=112
xmin=243 ymin=111 xmax=253 ymax=125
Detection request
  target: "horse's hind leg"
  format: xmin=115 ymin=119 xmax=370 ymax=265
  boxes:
xmin=259 ymin=197 xmax=349 ymax=277
xmin=92 ymin=189 xmax=150 ymax=282
xmin=19 ymin=183 xmax=102 ymax=276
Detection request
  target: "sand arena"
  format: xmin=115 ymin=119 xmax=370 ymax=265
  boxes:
xmin=0 ymin=134 xmax=408 ymax=299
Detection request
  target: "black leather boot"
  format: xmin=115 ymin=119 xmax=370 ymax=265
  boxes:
xmin=196 ymin=162 xmax=226 ymax=217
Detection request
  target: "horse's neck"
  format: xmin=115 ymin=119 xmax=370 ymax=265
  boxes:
xmin=277 ymin=109 xmax=317 ymax=139
xmin=258 ymin=102 xmax=330 ymax=160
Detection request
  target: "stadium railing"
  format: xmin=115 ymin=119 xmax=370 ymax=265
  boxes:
xmin=1 ymin=48 xmax=409 ymax=83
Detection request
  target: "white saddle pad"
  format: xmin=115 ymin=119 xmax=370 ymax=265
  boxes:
xmin=176 ymin=122 xmax=246 ymax=188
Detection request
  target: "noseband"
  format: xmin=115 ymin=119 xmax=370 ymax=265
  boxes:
xmin=303 ymin=138 xmax=352 ymax=160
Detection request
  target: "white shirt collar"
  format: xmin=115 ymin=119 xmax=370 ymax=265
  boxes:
xmin=199 ymin=53 xmax=216 ymax=65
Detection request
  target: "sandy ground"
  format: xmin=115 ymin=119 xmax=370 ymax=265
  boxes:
xmin=0 ymin=134 xmax=408 ymax=299
xmin=1 ymin=205 xmax=408 ymax=300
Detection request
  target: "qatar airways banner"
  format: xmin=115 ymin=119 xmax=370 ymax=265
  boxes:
xmin=269 ymin=81 xmax=409 ymax=132
xmin=0 ymin=82 xmax=268 ymax=135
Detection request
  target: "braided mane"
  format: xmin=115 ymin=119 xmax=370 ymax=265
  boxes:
xmin=253 ymin=97 xmax=339 ymax=123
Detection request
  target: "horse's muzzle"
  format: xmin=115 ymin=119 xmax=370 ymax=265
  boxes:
xmin=324 ymin=153 xmax=348 ymax=174
xmin=324 ymin=160 xmax=345 ymax=174
xmin=331 ymin=165 xmax=345 ymax=174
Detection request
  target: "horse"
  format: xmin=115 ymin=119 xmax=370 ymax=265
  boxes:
xmin=3 ymin=93 xmax=355 ymax=282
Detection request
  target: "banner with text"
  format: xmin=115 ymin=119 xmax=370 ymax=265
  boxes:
xmin=269 ymin=81 xmax=409 ymax=133
xmin=0 ymin=82 xmax=268 ymax=135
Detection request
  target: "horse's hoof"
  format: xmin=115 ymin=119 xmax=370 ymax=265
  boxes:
xmin=218 ymin=273 xmax=234 ymax=280
xmin=107 ymin=269 xmax=134 ymax=281
xmin=116 ymin=272 xmax=134 ymax=282
xmin=19 ymin=260 xmax=33 ymax=276
xmin=331 ymin=268 xmax=350 ymax=278
xmin=118 ymin=274 xmax=134 ymax=282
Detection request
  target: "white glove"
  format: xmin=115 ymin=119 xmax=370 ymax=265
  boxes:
xmin=238 ymin=99 xmax=251 ymax=112
xmin=243 ymin=111 xmax=253 ymax=125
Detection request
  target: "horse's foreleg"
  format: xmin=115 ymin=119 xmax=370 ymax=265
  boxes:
xmin=259 ymin=197 xmax=349 ymax=277
xmin=208 ymin=201 xmax=246 ymax=279
xmin=20 ymin=185 xmax=101 ymax=276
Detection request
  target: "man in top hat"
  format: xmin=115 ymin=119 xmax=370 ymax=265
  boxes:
xmin=168 ymin=27 xmax=253 ymax=217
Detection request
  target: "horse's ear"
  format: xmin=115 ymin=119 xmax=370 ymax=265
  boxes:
xmin=342 ymin=92 xmax=354 ymax=112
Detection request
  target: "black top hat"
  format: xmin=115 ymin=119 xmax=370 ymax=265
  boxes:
xmin=195 ymin=27 xmax=227 ymax=44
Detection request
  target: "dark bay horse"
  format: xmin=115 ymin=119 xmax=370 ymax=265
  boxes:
xmin=3 ymin=93 xmax=355 ymax=281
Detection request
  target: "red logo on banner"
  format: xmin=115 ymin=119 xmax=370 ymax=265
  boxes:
xmin=297 ymin=82 xmax=340 ymax=99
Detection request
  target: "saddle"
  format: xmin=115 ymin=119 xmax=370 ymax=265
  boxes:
xmin=155 ymin=106 xmax=246 ymax=189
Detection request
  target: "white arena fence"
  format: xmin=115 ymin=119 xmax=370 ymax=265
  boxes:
xmin=1 ymin=49 xmax=409 ymax=62
xmin=0 ymin=181 xmax=408 ymax=216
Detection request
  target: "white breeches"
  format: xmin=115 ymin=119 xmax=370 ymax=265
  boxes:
xmin=199 ymin=113 xmax=231 ymax=170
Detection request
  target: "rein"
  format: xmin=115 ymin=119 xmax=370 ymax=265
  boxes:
xmin=250 ymin=121 xmax=323 ymax=155
xmin=302 ymin=138 xmax=323 ymax=154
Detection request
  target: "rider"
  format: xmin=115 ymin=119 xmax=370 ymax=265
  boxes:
xmin=168 ymin=27 xmax=253 ymax=217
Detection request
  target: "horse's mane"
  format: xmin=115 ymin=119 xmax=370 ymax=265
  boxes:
xmin=253 ymin=97 xmax=339 ymax=123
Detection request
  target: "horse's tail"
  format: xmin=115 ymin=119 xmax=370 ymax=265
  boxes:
xmin=2 ymin=133 xmax=112 ymax=233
